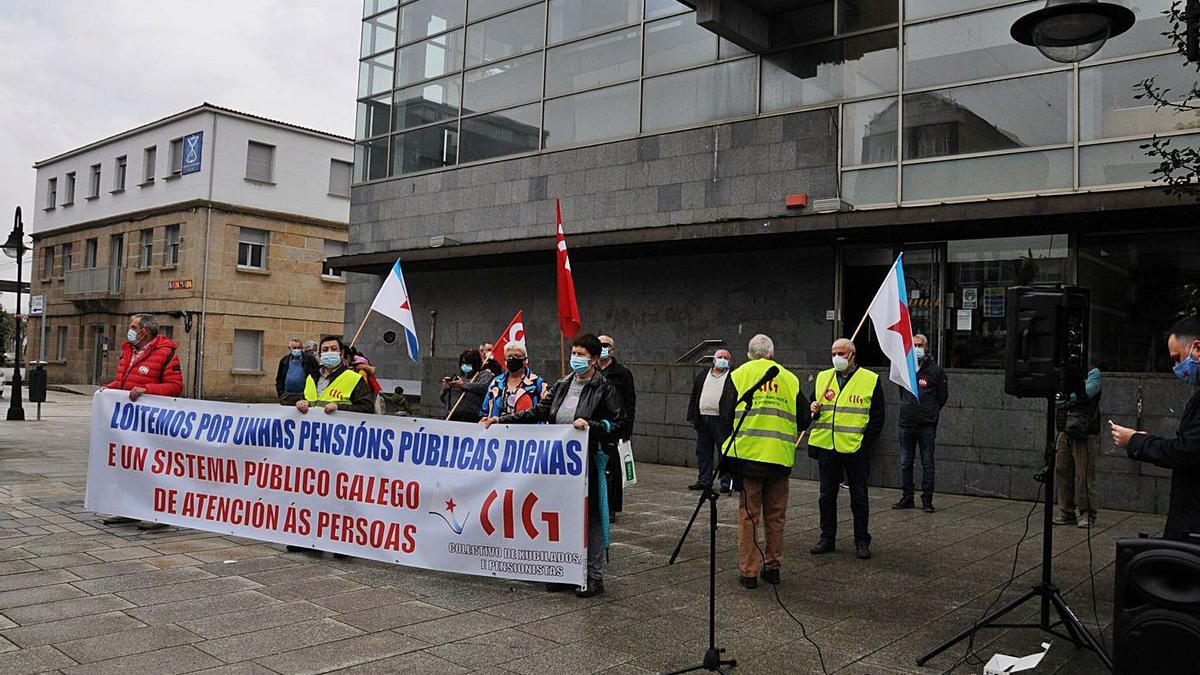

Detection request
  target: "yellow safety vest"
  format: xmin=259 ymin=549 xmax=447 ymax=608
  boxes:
xmin=808 ymin=367 xmax=878 ymax=453
xmin=724 ymin=358 xmax=801 ymax=468
xmin=303 ymin=370 xmax=362 ymax=405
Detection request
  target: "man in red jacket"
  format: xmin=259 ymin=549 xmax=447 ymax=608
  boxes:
xmin=100 ymin=313 xmax=183 ymax=530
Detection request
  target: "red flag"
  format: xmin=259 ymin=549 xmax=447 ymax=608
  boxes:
xmin=492 ymin=310 xmax=526 ymax=360
xmin=555 ymin=199 xmax=581 ymax=339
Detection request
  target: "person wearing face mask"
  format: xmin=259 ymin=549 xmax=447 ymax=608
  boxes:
xmin=893 ymin=334 xmax=950 ymax=513
xmin=480 ymin=333 xmax=625 ymax=598
xmin=288 ymin=335 xmax=375 ymax=415
xmin=686 ymin=348 xmax=738 ymax=493
xmin=275 ymin=337 xmax=318 ymax=400
xmin=479 ymin=341 xmax=503 ymax=377
xmin=99 ymin=313 xmax=184 ymax=530
xmin=597 ymin=335 xmax=635 ymax=521
xmin=1112 ymin=316 xmax=1200 ymax=541
xmin=441 ymin=349 xmax=489 ymax=422
xmin=807 ymin=338 xmax=886 ymax=560
xmin=1052 ymin=365 xmax=1103 ymax=528
xmin=481 ymin=342 xmax=549 ymax=419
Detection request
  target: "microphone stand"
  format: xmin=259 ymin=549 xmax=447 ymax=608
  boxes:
xmin=664 ymin=396 xmax=755 ymax=675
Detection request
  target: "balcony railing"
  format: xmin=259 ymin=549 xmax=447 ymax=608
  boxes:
xmin=64 ymin=266 xmax=123 ymax=297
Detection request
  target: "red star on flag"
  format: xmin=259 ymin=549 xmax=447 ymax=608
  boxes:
xmin=445 ymin=498 xmax=456 ymax=513
xmin=888 ymin=300 xmax=913 ymax=355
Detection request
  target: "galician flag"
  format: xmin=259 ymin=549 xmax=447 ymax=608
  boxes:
xmin=370 ymin=257 xmax=420 ymax=363
xmin=866 ymin=254 xmax=919 ymax=399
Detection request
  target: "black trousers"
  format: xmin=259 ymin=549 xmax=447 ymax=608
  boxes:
xmin=816 ymin=446 xmax=871 ymax=546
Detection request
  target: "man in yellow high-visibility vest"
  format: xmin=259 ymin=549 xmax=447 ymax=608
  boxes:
xmin=807 ymin=338 xmax=885 ymax=560
xmin=724 ymin=334 xmax=811 ymax=589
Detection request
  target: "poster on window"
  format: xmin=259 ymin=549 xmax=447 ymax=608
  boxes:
xmin=983 ymin=287 xmax=1006 ymax=318
xmin=962 ymin=288 xmax=978 ymax=310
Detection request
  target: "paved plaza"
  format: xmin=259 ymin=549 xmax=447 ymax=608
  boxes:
xmin=0 ymin=391 xmax=1164 ymax=674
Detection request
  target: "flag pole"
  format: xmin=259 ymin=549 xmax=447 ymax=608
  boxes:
xmin=348 ymin=309 xmax=373 ymax=347
xmin=849 ymin=310 xmax=870 ymax=343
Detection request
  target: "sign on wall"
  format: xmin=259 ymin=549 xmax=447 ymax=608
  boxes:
xmin=182 ymin=132 xmax=203 ymax=175
xmin=167 ymin=279 xmax=194 ymax=290
xmin=85 ymin=391 xmax=589 ymax=586
xmin=29 ymin=294 xmax=44 ymax=316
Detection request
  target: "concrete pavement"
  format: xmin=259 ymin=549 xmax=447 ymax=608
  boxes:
xmin=0 ymin=390 xmax=1163 ymax=674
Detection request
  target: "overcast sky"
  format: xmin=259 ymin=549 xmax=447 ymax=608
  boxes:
xmin=0 ymin=0 xmax=361 ymax=312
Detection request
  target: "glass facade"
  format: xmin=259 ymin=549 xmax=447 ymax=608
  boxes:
xmin=357 ymin=0 xmax=1183 ymax=204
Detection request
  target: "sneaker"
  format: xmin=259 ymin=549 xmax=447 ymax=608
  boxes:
xmin=101 ymin=515 xmax=137 ymax=525
xmin=719 ymin=484 xmax=732 ymax=494
xmin=809 ymin=540 xmax=835 ymax=555
xmin=1077 ymin=515 xmax=1096 ymax=529
xmin=136 ymin=521 xmax=168 ymax=531
xmin=739 ymin=575 xmax=758 ymax=589
xmin=688 ymin=482 xmax=706 ymax=490
xmin=892 ymin=498 xmax=915 ymax=510
xmin=922 ymin=502 xmax=936 ymax=513
xmin=1052 ymin=513 xmax=1077 ymax=526
xmin=855 ymin=543 xmax=872 ymax=560
xmin=760 ymin=568 xmax=780 ymax=585
xmin=576 ymin=578 xmax=605 ymax=598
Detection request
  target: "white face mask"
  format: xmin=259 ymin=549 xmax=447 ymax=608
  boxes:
xmin=832 ymin=355 xmax=850 ymax=372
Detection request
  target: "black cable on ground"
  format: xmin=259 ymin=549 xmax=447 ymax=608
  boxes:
xmin=1081 ymin=448 xmax=1107 ymax=654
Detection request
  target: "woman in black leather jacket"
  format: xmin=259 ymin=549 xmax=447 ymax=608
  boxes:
xmin=482 ymin=333 xmax=625 ymax=598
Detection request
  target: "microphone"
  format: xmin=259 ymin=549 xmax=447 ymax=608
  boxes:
xmin=738 ymin=366 xmax=779 ymax=405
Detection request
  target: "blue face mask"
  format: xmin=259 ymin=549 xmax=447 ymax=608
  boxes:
xmin=714 ymin=357 xmax=730 ymax=370
xmin=913 ymin=347 xmax=926 ymax=361
xmin=460 ymin=363 xmax=474 ymax=375
xmin=127 ymin=328 xmax=140 ymax=343
xmin=1174 ymin=349 xmax=1200 ymax=385
xmin=600 ymin=347 xmax=610 ymax=360
xmin=319 ymin=351 xmax=342 ymax=369
xmin=291 ymin=349 xmax=302 ymax=357
xmin=570 ymin=355 xmax=590 ymax=374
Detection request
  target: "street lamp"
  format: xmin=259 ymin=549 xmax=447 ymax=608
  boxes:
xmin=1011 ymin=0 xmax=1135 ymax=63
xmin=3 ymin=207 xmax=27 ymax=421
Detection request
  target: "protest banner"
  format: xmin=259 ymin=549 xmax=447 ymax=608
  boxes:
xmin=85 ymin=390 xmax=588 ymax=587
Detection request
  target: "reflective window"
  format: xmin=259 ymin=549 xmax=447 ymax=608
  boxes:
xmin=464 ymin=52 xmax=544 ymax=113
xmin=646 ymin=0 xmax=689 ymax=19
xmin=905 ymin=0 xmax=998 ymax=21
xmin=843 ymin=97 xmax=897 ymax=166
xmin=904 ymin=2 xmax=1051 ymax=89
xmin=841 ymin=166 xmax=897 ymax=205
xmin=720 ymin=38 xmax=750 ymax=59
xmin=357 ymin=94 xmax=392 ymax=139
xmin=762 ymin=30 xmax=897 ymax=112
xmin=903 ymin=148 xmax=1073 ymax=200
xmin=544 ymin=82 xmax=639 ymax=148
xmin=468 ymin=0 xmax=536 ymax=21
xmin=361 ymin=10 xmax=397 ymax=57
xmin=392 ymin=122 xmax=458 ymax=174
xmin=1080 ymin=54 xmax=1200 ymax=141
xmin=644 ymin=14 xmax=717 ymax=76
xmin=1092 ymin=0 xmax=1172 ymax=60
xmin=545 ymin=27 xmax=641 ymax=97
xmin=466 ymin=4 xmax=545 ymax=67
xmin=839 ymin=0 xmax=897 ymax=32
xmin=358 ymin=52 xmax=395 ymax=97
xmin=396 ymin=30 xmax=465 ymax=88
xmin=400 ymin=0 xmax=467 ymax=45
xmin=363 ymin=0 xmax=398 ymax=18
xmin=355 ymin=138 xmax=390 ymax=182
xmin=460 ymin=103 xmax=542 ymax=162
xmin=1080 ymin=134 xmax=1200 ymax=186
xmin=548 ymin=0 xmax=640 ymax=44
xmin=393 ymin=76 xmax=462 ymax=130
xmin=642 ymin=59 xmax=757 ymax=132
xmin=903 ymin=72 xmax=1072 ymax=160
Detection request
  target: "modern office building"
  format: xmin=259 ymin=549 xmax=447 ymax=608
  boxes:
xmin=336 ymin=0 xmax=1199 ymax=507
xmin=29 ymin=104 xmax=353 ymax=401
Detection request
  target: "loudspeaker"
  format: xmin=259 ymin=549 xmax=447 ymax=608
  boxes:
xmin=1004 ymin=285 xmax=1089 ymax=398
xmin=1114 ymin=537 xmax=1200 ymax=674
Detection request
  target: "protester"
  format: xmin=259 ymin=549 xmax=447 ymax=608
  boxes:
xmin=480 ymin=341 xmax=503 ymax=377
xmin=481 ymin=341 xmax=549 ymax=418
xmin=442 ymin=349 xmax=489 ymax=422
xmin=808 ymin=338 xmax=885 ymax=559
xmin=382 ymin=385 xmax=413 ymax=416
xmin=598 ymin=335 xmax=636 ymax=521
xmin=275 ymin=337 xmax=318 ymax=400
xmin=288 ymin=336 xmax=375 ymax=415
xmin=303 ymin=340 xmax=318 ymax=359
xmin=893 ymin=334 xmax=949 ymax=513
xmin=1112 ymin=316 xmax=1200 ymax=540
xmin=686 ymin=348 xmax=737 ymax=493
xmin=482 ymin=333 xmax=625 ymax=598
xmin=723 ymin=335 xmax=809 ymax=589
xmin=1054 ymin=366 xmax=1103 ymax=528
xmin=100 ymin=313 xmax=183 ymax=530
xmin=351 ymin=354 xmax=384 ymax=413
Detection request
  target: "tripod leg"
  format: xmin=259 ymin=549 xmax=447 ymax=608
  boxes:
xmin=1048 ymin=590 xmax=1113 ymax=669
xmin=916 ymin=587 xmax=1039 ymax=666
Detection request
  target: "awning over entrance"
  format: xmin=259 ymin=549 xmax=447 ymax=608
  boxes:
xmin=681 ymin=0 xmax=881 ymax=53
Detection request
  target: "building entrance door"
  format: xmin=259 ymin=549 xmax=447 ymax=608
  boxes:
xmin=839 ymin=245 xmax=944 ymax=369
xmin=90 ymin=327 xmax=106 ymax=385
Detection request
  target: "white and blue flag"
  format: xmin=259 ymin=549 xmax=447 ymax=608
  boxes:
xmin=370 ymin=257 xmax=420 ymax=363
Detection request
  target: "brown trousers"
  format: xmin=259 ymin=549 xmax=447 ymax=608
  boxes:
xmin=1055 ymin=431 xmax=1099 ymax=518
xmin=738 ymin=475 xmax=789 ymax=578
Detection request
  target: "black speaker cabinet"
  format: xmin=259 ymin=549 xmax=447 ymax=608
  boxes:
xmin=1004 ymin=285 xmax=1089 ymax=398
xmin=1114 ymin=537 xmax=1200 ymax=674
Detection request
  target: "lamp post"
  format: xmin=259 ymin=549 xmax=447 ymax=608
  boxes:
xmin=1011 ymin=0 xmax=1135 ymax=63
xmin=3 ymin=207 xmax=27 ymax=421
